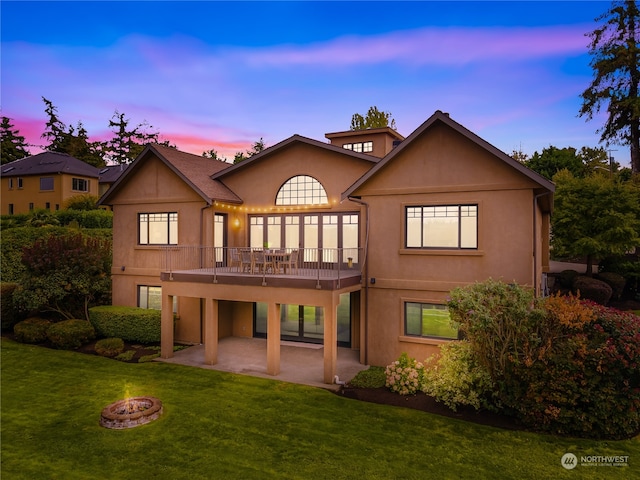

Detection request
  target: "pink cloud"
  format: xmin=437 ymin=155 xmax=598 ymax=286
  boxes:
xmin=243 ymin=25 xmax=590 ymax=68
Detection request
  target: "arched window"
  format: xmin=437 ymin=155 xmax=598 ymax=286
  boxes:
xmin=275 ymin=175 xmax=328 ymax=205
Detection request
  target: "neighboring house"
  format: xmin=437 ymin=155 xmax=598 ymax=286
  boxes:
xmin=99 ymin=111 xmax=554 ymax=384
xmin=97 ymin=164 xmax=129 ymax=210
xmin=98 ymin=164 xmax=129 ymax=198
xmin=1 ymin=152 xmax=100 ymax=214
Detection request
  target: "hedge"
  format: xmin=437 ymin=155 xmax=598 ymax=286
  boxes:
xmin=0 ymin=226 xmax=112 ymax=283
xmin=0 ymin=209 xmax=112 ymax=230
xmin=89 ymin=305 xmax=162 ymax=343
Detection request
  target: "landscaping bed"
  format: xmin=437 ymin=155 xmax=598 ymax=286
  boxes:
xmin=337 ymin=385 xmax=523 ymax=431
xmin=1 ymin=332 xmax=173 ymax=363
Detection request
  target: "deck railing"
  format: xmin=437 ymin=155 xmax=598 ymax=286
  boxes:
xmin=161 ymin=246 xmax=362 ymax=286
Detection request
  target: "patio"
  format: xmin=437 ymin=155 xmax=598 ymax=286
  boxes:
xmin=155 ymin=337 xmax=368 ymax=391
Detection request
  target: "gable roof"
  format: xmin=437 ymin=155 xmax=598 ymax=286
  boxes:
xmin=98 ymin=144 xmax=241 ymax=206
xmin=342 ymin=110 xmax=555 ymax=200
xmin=211 ymin=134 xmax=380 ymax=180
xmin=1 ymin=151 xmax=100 ymax=178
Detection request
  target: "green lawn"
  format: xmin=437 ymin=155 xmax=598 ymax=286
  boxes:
xmin=2 ymin=338 xmax=638 ymax=480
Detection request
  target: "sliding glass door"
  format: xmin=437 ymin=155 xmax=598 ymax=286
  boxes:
xmin=254 ymin=293 xmax=352 ymax=347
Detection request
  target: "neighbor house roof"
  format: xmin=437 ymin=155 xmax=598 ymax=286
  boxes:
xmin=98 ymin=164 xmax=129 ymax=184
xmin=1 ymin=151 xmax=100 ymax=178
xmin=98 ymin=144 xmax=241 ymax=206
xmin=342 ymin=110 xmax=555 ymax=200
xmin=211 ymin=134 xmax=380 ymax=180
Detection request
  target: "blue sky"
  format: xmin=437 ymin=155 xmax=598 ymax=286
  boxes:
xmin=2 ymin=1 xmax=625 ymax=165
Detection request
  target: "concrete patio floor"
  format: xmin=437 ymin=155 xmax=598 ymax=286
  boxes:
xmin=155 ymin=337 xmax=369 ymax=391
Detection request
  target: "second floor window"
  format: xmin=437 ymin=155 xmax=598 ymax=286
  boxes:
xmin=72 ymin=178 xmax=89 ymax=192
xmin=275 ymin=175 xmax=328 ymax=205
xmin=343 ymin=141 xmax=373 ymax=153
xmin=40 ymin=177 xmax=54 ymax=191
xmin=406 ymin=205 xmax=477 ymax=249
xmin=139 ymin=212 xmax=178 ymax=245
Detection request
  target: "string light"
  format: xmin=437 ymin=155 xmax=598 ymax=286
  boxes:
xmin=213 ymin=200 xmax=335 ymax=213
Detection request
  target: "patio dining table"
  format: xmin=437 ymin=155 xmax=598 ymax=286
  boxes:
xmin=264 ymin=251 xmax=292 ymax=273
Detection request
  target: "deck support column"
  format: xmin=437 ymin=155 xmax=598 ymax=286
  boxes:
xmin=267 ymin=302 xmax=281 ymax=375
xmin=160 ymin=294 xmax=174 ymax=359
xmin=204 ymin=298 xmax=219 ymax=365
xmin=323 ymin=295 xmax=338 ymax=384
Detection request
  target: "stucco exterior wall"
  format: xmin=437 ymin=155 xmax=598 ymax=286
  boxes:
xmin=354 ymin=122 xmax=546 ymax=366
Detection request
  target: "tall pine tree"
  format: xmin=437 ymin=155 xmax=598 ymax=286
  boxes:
xmin=0 ymin=117 xmax=31 ymax=164
xmin=580 ymin=1 xmax=640 ymax=174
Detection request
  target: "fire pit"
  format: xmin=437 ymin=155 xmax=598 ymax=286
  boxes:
xmin=100 ymin=396 xmax=163 ymax=429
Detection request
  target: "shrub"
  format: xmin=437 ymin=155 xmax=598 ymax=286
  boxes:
xmin=46 ymin=319 xmax=96 ymax=350
xmin=447 ymin=280 xmax=640 ymax=438
xmin=447 ymin=279 xmax=542 ymax=379
xmin=557 ymin=269 xmax=579 ymax=289
xmin=54 ymin=209 xmax=113 ymax=229
xmin=422 ymin=341 xmax=494 ymax=412
xmin=13 ymin=317 xmax=51 ymax=344
xmin=1 ymin=282 xmax=23 ymax=331
xmin=114 ymin=350 xmax=136 ymax=362
xmin=511 ymin=302 xmax=640 ymax=439
xmin=95 ymin=337 xmax=125 ymax=357
xmin=17 ymin=233 xmax=112 ymax=319
xmin=63 ymin=194 xmax=99 ymax=210
xmin=385 ymin=353 xmax=424 ymax=395
xmin=572 ymin=276 xmax=613 ymax=305
xmin=349 ymin=367 xmax=386 ymax=388
xmin=596 ymin=271 xmax=626 ymax=300
xmin=89 ymin=306 xmax=162 ymax=343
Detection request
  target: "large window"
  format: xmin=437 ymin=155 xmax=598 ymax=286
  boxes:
xmin=275 ymin=175 xmax=328 ymax=205
xmin=405 ymin=302 xmax=458 ymax=339
xmin=40 ymin=177 xmax=54 ymax=191
xmin=406 ymin=205 xmax=477 ymax=249
xmin=139 ymin=212 xmax=178 ymax=245
xmin=72 ymin=178 xmax=89 ymax=192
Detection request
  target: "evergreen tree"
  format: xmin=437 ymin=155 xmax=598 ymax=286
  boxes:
xmin=40 ymin=97 xmax=105 ymax=167
xmin=233 ymin=138 xmax=266 ymax=164
xmin=0 ymin=117 xmax=30 ymax=164
xmin=579 ymin=1 xmax=640 ymax=174
xmin=106 ymin=112 xmax=167 ymax=164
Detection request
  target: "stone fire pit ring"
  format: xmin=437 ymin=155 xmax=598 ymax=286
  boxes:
xmin=100 ymin=396 xmax=163 ymax=429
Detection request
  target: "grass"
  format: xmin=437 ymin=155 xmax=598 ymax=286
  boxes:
xmin=2 ymin=338 xmax=638 ymax=480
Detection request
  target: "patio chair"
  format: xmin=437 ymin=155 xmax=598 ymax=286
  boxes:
xmin=229 ymin=248 xmax=241 ymax=271
xmin=281 ymin=249 xmax=299 ymax=274
xmin=240 ymin=249 xmax=253 ymax=272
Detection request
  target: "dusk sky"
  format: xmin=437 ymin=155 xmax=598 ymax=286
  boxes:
xmin=2 ymin=1 xmax=628 ymax=166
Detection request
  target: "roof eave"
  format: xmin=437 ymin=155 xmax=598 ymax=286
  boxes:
xmin=211 ymin=134 xmax=379 ymax=180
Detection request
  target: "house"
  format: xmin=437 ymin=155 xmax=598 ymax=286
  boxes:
xmin=99 ymin=111 xmax=554 ymax=384
xmin=1 ymin=151 xmax=101 ymax=214
xmin=98 ymin=164 xmax=129 ymax=198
